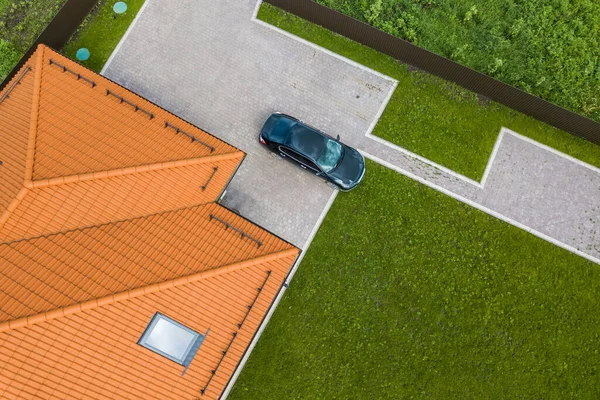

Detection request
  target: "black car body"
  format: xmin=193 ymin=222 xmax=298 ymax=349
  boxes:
xmin=259 ymin=113 xmax=365 ymax=191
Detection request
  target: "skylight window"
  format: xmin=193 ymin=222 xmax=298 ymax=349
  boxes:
xmin=138 ymin=313 xmax=206 ymax=367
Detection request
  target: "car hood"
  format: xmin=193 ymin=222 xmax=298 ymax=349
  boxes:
xmin=328 ymin=146 xmax=365 ymax=187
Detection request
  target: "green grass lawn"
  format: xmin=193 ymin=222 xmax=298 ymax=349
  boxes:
xmin=63 ymin=0 xmax=146 ymax=72
xmin=230 ymin=160 xmax=600 ymax=399
xmin=258 ymin=4 xmax=600 ymax=181
xmin=316 ymin=0 xmax=600 ymax=124
xmin=0 ymin=0 xmax=66 ymax=81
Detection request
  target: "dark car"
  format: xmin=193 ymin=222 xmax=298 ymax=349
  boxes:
xmin=259 ymin=113 xmax=365 ymax=191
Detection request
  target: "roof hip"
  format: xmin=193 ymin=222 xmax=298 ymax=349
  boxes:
xmin=24 ymin=46 xmax=44 ymax=182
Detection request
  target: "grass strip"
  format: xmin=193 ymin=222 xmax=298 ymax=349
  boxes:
xmin=63 ymin=0 xmax=145 ymax=73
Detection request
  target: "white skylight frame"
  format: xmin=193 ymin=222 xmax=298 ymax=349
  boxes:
xmin=138 ymin=313 xmax=206 ymax=367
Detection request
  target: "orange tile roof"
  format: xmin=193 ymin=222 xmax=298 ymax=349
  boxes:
xmin=31 ymin=46 xmax=237 ymax=180
xmin=0 ymin=45 xmax=246 ymax=240
xmin=0 ymin=62 xmax=35 ymax=216
xmin=0 ymin=45 xmax=299 ymax=399
xmin=0 ymin=203 xmax=294 ymax=324
xmin=0 ymin=248 xmax=297 ymax=399
xmin=0 ymin=155 xmax=242 ymax=242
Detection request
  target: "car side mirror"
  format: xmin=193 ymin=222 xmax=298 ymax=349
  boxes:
xmin=336 ymin=135 xmax=340 ymax=141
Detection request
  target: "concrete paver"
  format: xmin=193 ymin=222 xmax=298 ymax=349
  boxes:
xmin=103 ymin=0 xmax=600 ymax=261
xmin=473 ymin=132 xmax=600 ymax=256
xmin=103 ymin=0 xmax=394 ymax=248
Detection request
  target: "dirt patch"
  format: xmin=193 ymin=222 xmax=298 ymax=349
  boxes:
xmin=397 ymin=60 xmax=422 ymax=73
xmin=477 ymin=93 xmax=491 ymax=107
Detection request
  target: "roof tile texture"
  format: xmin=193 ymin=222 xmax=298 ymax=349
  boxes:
xmin=0 ymin=203 xmax=293 ymax=323
xmin=0 ymin=253 xmax=296 ymax=399
xmin=32 ymin=47 xmax=236 ymax=180
xmin=0 ymin=62 xmax=36 ymax=214
xmin=0 ymin=156 xmax=242 ymax=241
xmin=0 ymin=45 xmax=298 ymax=399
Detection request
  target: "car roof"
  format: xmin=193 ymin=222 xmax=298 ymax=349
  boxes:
xmin=285 ymin=123 xmax=329 ymax=161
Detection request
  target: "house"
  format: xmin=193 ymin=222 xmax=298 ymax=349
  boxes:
xmin=0 ymin=45 xmax=299 ymax=399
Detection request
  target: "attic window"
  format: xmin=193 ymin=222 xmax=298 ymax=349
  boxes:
xmin=138 ymin=313 xmax=206 ymax=367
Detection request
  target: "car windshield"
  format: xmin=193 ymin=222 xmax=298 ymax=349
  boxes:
xmin=317 ymin=139 xmax=343 ymax=172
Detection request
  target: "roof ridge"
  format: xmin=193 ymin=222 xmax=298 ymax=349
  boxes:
xmin=0 ymin=247 xmax=298 ymax=333
xmin=24 ymin=46 xmax=44 ymax=182
xmin=24 ymin=150 xmax=244 ymax=189
xmin=0 ymin=152 xmax=242 ymax=242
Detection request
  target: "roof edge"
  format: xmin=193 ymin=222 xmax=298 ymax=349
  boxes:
xmin=24 ymin=151 xmax=245 ymax=189
xmin=37 ymin=45 xmax=244 ymax=158
xmin=0 ymin=247 xmax=298 ymax=333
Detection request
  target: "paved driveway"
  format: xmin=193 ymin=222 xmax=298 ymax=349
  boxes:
xmin=102 ymin=1 xmax=600 ymax=395
xmin=103 ymin=0 xmax=395 ymax=248
xmin=104 ymin=0 xmax=600 ymax=261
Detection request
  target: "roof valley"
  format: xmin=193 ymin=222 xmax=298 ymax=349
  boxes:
xmin=0 ymin=247 xmax=297 ymax=333
xmin=0 ymin=194 xmax=227 ymax=246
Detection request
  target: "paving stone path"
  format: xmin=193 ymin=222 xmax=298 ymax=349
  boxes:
xmin=103 ymin=0 xmax=600 ymax=262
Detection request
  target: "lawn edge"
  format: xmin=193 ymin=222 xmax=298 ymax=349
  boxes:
xmin=255 ymin=1 xmax=600 ymax=183
xmin=222 ymin=189 xmax=339 ymax=399
xmin=100 ymin=0 xmax=152 ymax=75
xmin=360 ymin=149 xmax=600 ymax=266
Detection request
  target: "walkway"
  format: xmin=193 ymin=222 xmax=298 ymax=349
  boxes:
xmin=102 ymin=0 xmax=600 ymax=260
